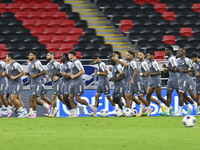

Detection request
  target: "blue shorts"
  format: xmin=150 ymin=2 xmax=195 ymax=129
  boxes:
xmin=11 ymin=82 xmax=23 ymax=95
xmin=0 ymin=79 xmax=7 ymax=95
xmin=167 ymin=80 xmax=179 ymax=91
xmin=113 ymin=84 xmax=125 ymax=98
xmin=179 ymin=78 xmax=195 ymax=93
xmin=30 ymin=84 xmax=42 ymax=97
xmin=96 ymin=84 xmax=110 ymax=96
xmin=128 ymin=82 xmax=143 ymax=96
xmin=69 ymin=85 xmax=84 ymax=96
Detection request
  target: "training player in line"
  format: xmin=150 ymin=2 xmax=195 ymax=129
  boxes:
xmin=67 ymin=50 xmax=94 ymax=117
xmin=45 ymin=52 xmax=65 ymax=117
xmin=174 ymin=48 xmax=198 ymax=116
xmin=89 ymin=55 xmax=117 ymax=116
xmin=60 ymin=53 xmax=83 ymax=116
xmin=26 ymin=51 xmax=47 ymax=118
xmin=0 ymin=60 xmax=13 ymax=118
xmin=138 ymin=51 xmax=166 ymax=116
xmin=145 ymin=52 xmax=167 ymax=114
xmin=112 ymin=51 xmax=152 ymax=116
xmin=190 ymin=52 xmax=200 ymax=115
xmin=5 ymin=52 xmax=27 ymax=118
xmin=109 ymin=56 xmax=126 ymax=110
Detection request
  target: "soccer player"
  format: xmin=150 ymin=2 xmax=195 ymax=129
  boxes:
xmin=5 ymin=52 xmax=27 ymax=118
xmin=145 ymin=51 xmax=167 ymax=112
xmin=190 ymin=52 xmax=200 ymax=115
xmin=27 ymin=51 xmax=47 ymax=118
xmin=112 ymin=51 xmax=151 ymax=116
xmin=60 ymin=53 xmax=83 ymax=116
xmin=68 ymin=50 xmax=94 ymax=117
xmin=138 ymin=51 xmax=166 ymax=116
xmin=45 ymin=52 xmax=65 ymax=117
xmin=91 ymin=55 xmax=116 ymax=116
xmin=174 ymin=48 xmax=198 ymax=116
xmin=109 ymin=56 xmax=126 ymax=110
xmin=0 ymin=60 xmax=13 ymax=118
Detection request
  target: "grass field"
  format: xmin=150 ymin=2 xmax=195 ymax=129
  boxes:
xmin=1 ymin=116 xmax=200 ymax=150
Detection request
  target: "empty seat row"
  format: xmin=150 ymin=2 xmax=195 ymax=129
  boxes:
xmin=13 ymin=0 xmax=52 ymax=3
xmin=15 ymin=12 xmax=67 ymax=20
xmin=0 ymin=3 xmax=60 ymax=13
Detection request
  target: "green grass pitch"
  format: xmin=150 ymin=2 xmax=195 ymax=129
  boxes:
xmin=1 ymin=116 xmax=200 ymax=150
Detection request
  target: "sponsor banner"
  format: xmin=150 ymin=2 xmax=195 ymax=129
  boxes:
xmin=57 ymin=89 xmax=197 ymax=117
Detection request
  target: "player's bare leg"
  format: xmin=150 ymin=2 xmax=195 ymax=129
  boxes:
xmin=145 ymin=86 xmax=154 ymax=117
xmin=154 ymin=87 xmax=167 ymax=105
xmin=41 ymin=94 xmax=52 ymax=105
xmin=58 ymin=94 xmax=66 ymax=105
xmin=113 ymin=97 xmax=123 ymax=109
xmin=68 ymin=94 xmax=78 ymax=117
xmin=76 ymin=96 xmax=93 ymax=113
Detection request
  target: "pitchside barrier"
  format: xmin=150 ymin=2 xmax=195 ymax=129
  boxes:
xmin=2 ymin=60 xmax=196 ymax=117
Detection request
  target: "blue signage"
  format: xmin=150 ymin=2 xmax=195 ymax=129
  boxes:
xmin=56 ymin=89 xmax=197 ymax=117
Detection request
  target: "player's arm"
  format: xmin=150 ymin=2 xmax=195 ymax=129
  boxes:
xmin=112 ymin=56 xmax=129 ymax=66
xmin=23 ymin=80 xmax=30 ymax=86
xmin=117 ymin=70 xmax=125 ymax=77
xmin=130 ymin=61 xmax=138 ymax=84
xmin=109 ymin=65 xmax=125 ymax=81
xmin=181 ymin=59 xmax=195 ymax=73
xmin=31 ymin=61 xmax=47 ymax=78
xmin=97 ymin=62 xmax=108 ymax=76
xmin=10 ymin=63 xmax=25 ymax=80
xmin=0 ymin=62 xmax=7 ymax=76
xmin=70 ymin=61 xmax=85 ymax=79
xmin=163 ymin=57 xmax=178 ymax=72
xmin=149 ymin=61 xmax=161 ymax=76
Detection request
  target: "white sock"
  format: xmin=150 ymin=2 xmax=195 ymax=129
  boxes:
xmin=0 ymin=108 xmax=2 ymax=113
xmin=186 ymin=104 xmax=190 ymax=110
xmin=165 ymin=107 xmax=169 ymax=113
xmin=69 ymin=109 xmax=72 ymax=115
xmin=193 ymin=102 xmax=198 ymax=108
xmin=29 ymin=108 xmax=33 ymax=115
xmin=6 ymin=107 xmax=12 ymax=113
xmin=77 ymin=105 xmax=81 ymax=109
xmin=139 ymin=104 xmax=144 ymax=114
xmin=159 ymin=103 xmax=164 ymax=108
xmin=87 ymin=104 xmax=93 ymax=109
xmin=114 ymin=105 xmax=117 ymax=110
xmin=178 ymin=106 xmax=183 ymax=113
xmin=32 ymin=111 xmax=36 ymax=116
xmin=18 ymin=107 xmax=23 ymax=112
xmin=50 ymin=107 xmax=54 ymax=115
xmin=94 ymin=107 xmax=98 ymax=114
xmin=43 ymin=103 xmax=49 ymax=109
xmin=71 ymin=109 xmax=77 ymax=115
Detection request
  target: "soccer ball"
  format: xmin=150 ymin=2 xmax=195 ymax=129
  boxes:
xmin=114 ymin=109 xmax=124 ymax=117
xmin=182 ymin=115 xmax=196 ymax=127
xmin=124 ymin=108 xmax=133 ymax=117
xmin=100 ymin=109 xmax=108 ymax=117
xmin=132 ymin=108 xmax=137 ymax=117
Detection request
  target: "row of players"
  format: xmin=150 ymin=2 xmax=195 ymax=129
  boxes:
xmin=0 ymin=46 xmax=199 ymax=118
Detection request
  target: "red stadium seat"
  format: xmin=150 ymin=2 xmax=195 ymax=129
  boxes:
xmin=154 ymin=3 xmax=168 ymax=13
xmin=34 ymin=4 xmax=47 ymax=12
xmin=40 ymin=0 xmax=52 ymax=3
xmin=55 ymin=51 xmax=65 ymax=59
xmin=8 ymin=4 xmax=20 ymax=13
xmin=60 ymin=44 xmax=74 ymax=51
xmin=134 ymin=0 xmax=148 ymax=6
xmin=41 ymin=12 xmax=54 ymax=20
xmin=66 ymin=36 xmax=79 ymax=45
xmin=29 ymin=12 xmax=42 ymax=20
xmin=37 ymin=20 xmax=50 ymax=28
xmin=163 ymin=12 xmax=176 ymax=22
xmin=23 ymin=20 xmax=37 ymax=28
xmin=31 ymin=28 xmax=44 ymax=36
xmin=15 ymin=12 xmax=28 ymax=20
xmin=0 ymin=4 xmax=7 ymax=13
xmin=49 ymin=20 xmax=63 ymax=28
xmin=193 ymin=3 xmax=200 ymax=13
xmin=70 ymin=28 xmax=84 ymax=36
xmin=76 ymin=51 xmax=82 ymax=59
xmin=21 ymin=4 xmax=34 ymax=12
xmin=163 ymin=35 xmax=176 ymax=45
xmin=54 ymin=12 xmax=67 ymax=20
xmin=0 ymin=44 xmax=7 ymax=51
xmin=13 ymin=0 xmax=27 ymax=3
xmin=47 ymin=4 xmax=60 ymax=12
xmin=62 ymin=20 xmax=76 ymax=29
xmin=0 ymin=51 xmax=9 ymax=60
xmin=46 ymin=44 xmax=60 ymax=52
xmin=120 ymin=20 xmax=133 ymax=33
xmin=57 ymin=28 xmax=71 ymax=36
xmin=52 ymin=36 xmax=66 ymax=44
xmin=154 ymin=51 xmax=165 ymax=60
xmin=180 ymin=28 xmax=194 ymax=39
xmin=147 ymin=0 xmax=159 ymax=4
xmin=27 ymin=0 xmax=40 ymax=3
xmin=44 ymin=28 xmax=58 ymax=36
xmin=38 ymin=36 xmax=52 ymax=45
